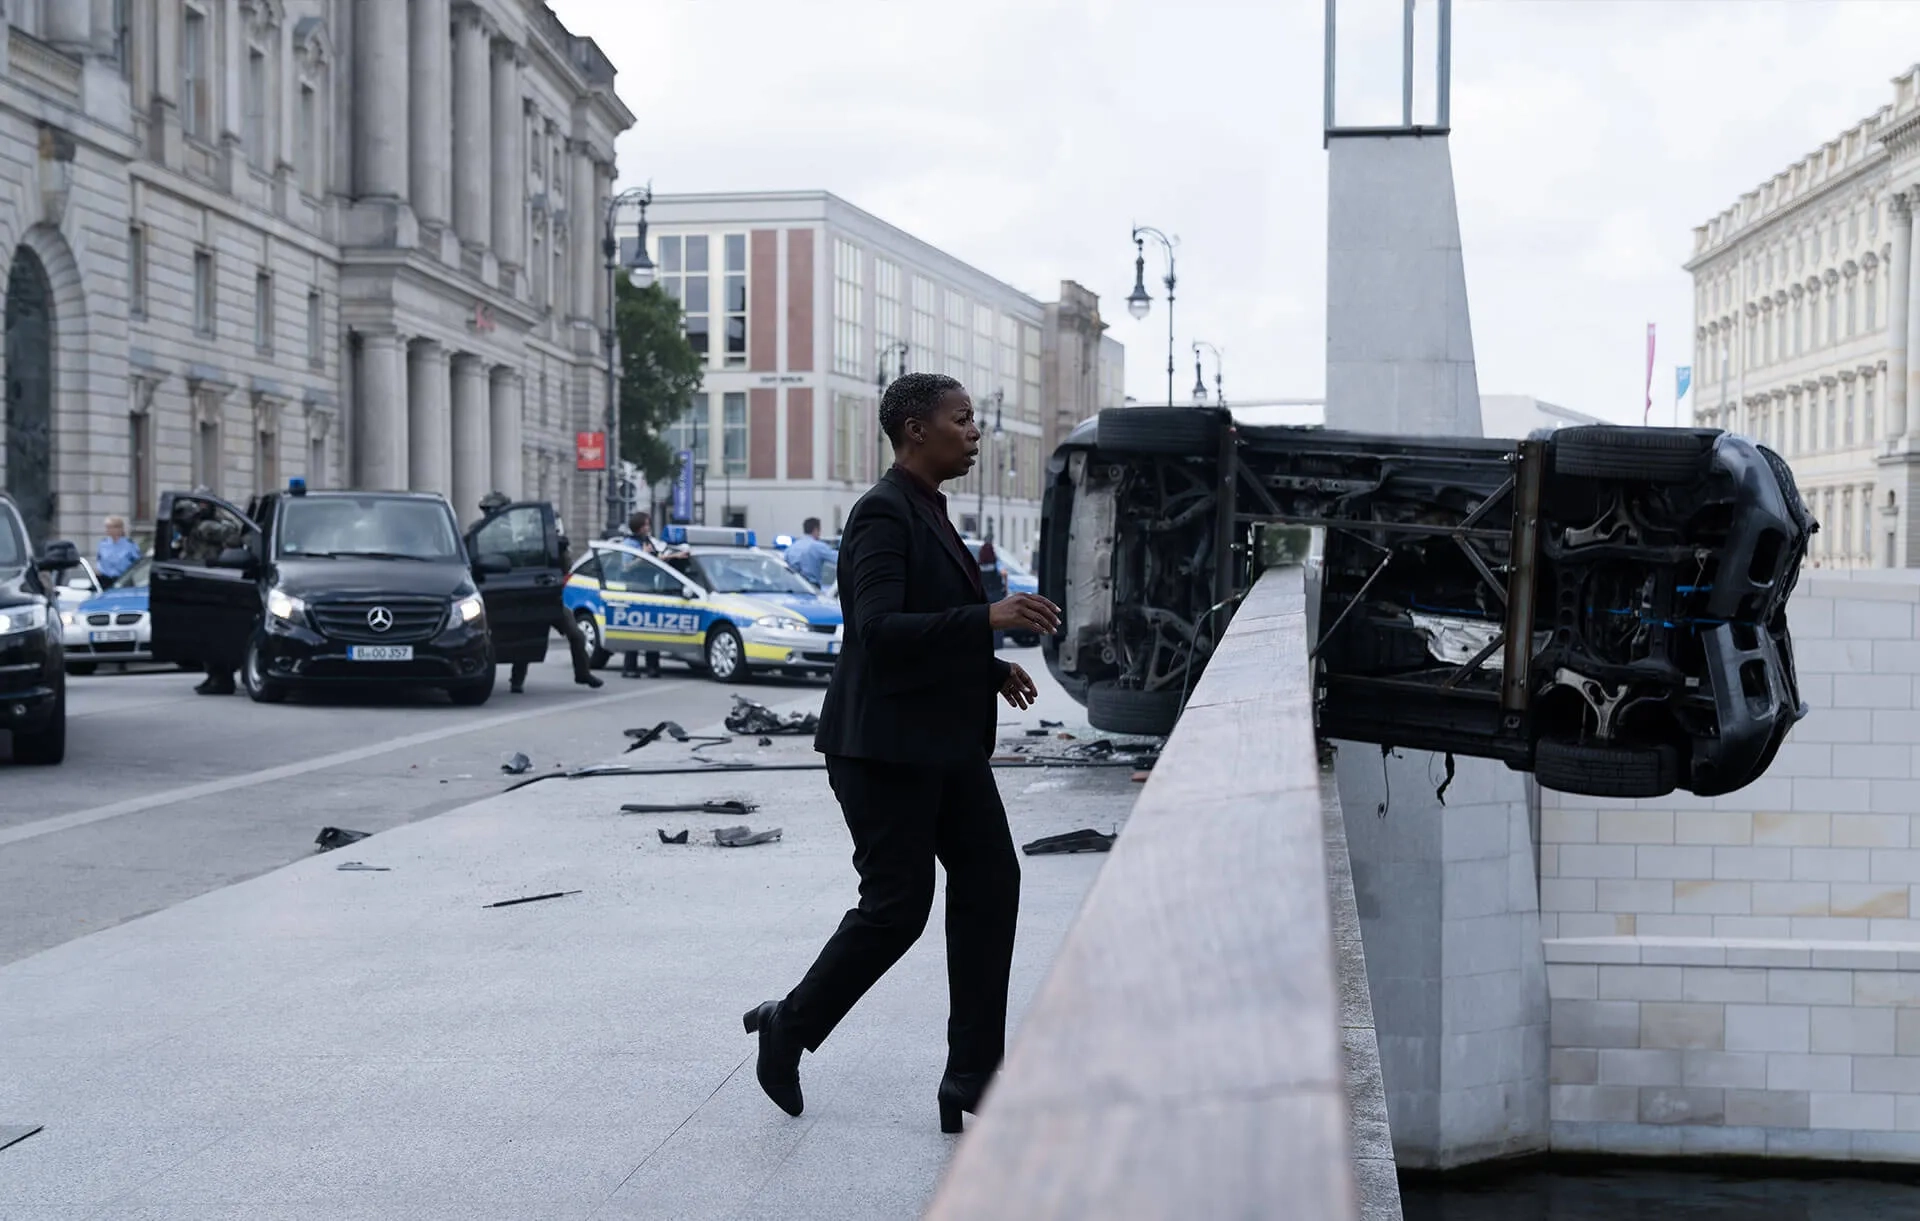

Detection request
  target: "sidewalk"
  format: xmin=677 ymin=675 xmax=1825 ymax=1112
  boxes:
xmin=0 ymin=662 xmax=1144 ymax=1220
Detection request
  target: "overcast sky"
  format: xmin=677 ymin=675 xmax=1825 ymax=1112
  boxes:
xmin=552 ymin=0 xmax=1920 ymax=426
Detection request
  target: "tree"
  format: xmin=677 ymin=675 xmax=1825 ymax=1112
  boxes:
xmin=614 ymin=277 xmax=704 ymax=485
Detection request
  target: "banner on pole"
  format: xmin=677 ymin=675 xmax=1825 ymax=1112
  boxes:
xmin=671 ymin=449 xmax=694 ymax=523
xmin=575 ymin=431 xmax=607 ymax=471
xmin=1644 ymin=323 xmax=1656 ymax=425
xmin=1675 ymin=365 xmax=1692 ymax=403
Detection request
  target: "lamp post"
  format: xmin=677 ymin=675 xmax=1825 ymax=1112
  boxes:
xmin=975 ymin=389 xmax=1003 ymax=539
xmin=1127 ymin=225 xmax=1177 ymax=407
xmin=602 ymin=182 xmax=655 ymax=536
xmin=875 ymin=340 xmax=909 ymax=479
xmin=1192 ymin=341 xmax=1225 ymax=407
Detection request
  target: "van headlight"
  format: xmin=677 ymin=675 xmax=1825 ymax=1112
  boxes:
xmin=0 ymin=605 xmax=46 ymax=635
xmin=266 ymin=588 xmax=306 ymax=623
xmin=455 ymin=594 xmax=485 ymax=624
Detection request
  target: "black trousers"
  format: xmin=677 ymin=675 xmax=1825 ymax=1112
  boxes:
xmin=510 ymin=605 xmax=594 ymax=685
xmin=782 ymin=753 xmax=1021 ymax=1075
xmin=622 ymin=649 xmax=660 ymax=675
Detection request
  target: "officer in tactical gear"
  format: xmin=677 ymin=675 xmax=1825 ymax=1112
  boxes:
xmin=169 ymin=495 xmax=243 ymax=695
xmin=473 ymin=492 xmax=602 ymax=694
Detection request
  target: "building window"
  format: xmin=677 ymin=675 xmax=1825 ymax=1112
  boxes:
xmin=1863 ymin=485 xmax=1875 ymax=557
xmin=998 ymin=315 xmax=1019 ymax=407
xmin=723 ymin=233 xmax=746 ymax=368
xmin=307 ymin=290 xmax=323 ymax=368
xmin=945 ymin=291 xmax=968 ymax=378
xmin=1792 ymin=298 xmax=1802 ymax=355
xmin=1847 ymin=281 xmax=1858 ymax=338
xmin=1791 ymin=403 xmax=1801 ymax=454
xmin=1868 ymin=275 xmax=1879 ymax=331
xmin=663 ymin=391 xmax=709 ymax=465
xmin=911 ymin=276 xmax=937 ymax=372
xmin=832 ymin=391 xmax=861 ymax=482
xmin=182 ymin=6 xmax=211 ymax=141
xmin=722 ymin=391 xmax=747 ymax=477
xmin=874 ymin=258 xmax=902 ymax=366
xmin=1866 ymin=385 xmax=1876 ymax=443
xmin=299 ymin=83 xmax=321 ymax=189
xmin=308 ymin=427 xmax=326 ymax=488
xmin=193 ymin=249 xmax=216 ymax=337
xmin=1844 ymin=493 xmax=1855 ymax=564
xmin=1761 ymin=312 xmax=1772 ymax=365
xmin=254 ymin=272 xmax=273 ymax=353
xmin=130 ymin=407 xmax=153 ymax=524
xmin=1845 ymin=387 xmax=1855 ymax=447
xmin=1826 ymin=388 xmax=1838 ymax=450
xmin=128 ymin=225 xmax=147 ymax=318
xmin=1827 ymin=289 xmax=1838 ymax=345
xmin=256 ymin=423 xmax=278 ymax=494
xmin=246 ymin=48 xmax=269 ymax=167
xmin=660 ymin=235 xmax=710 ymax=363
xmin=833 ymin=239 xmax=864 ymax=378
xmin=194 ymin=417 xmax=220 ymax=493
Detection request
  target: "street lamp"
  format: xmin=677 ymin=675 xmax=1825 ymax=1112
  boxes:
xmin=1127 ymin=225 xmax=1178 ymax=407
xmin=1192 ymin=341 xmax=1225 ymax=407
xmin=602 ymin=182 xmax=654 ymax=535
xmin=875 ymin=339 xmax=909 ymax=478
xmin=975 ymin=389 xmax=1003 ymax=540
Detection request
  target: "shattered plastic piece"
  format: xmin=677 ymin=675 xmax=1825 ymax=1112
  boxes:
xmin=484 ymin=890 xmax=582 ymax=908
xmin=621 ymin=800 xmax=757 ymax=816
xmin=624 ymin=721 xmax=724 ymax=754
xmin=757 ymin=736 xmax=773 ymax=747
xmin=335 ymin=861 xmax=390 ymax=872
xmin=501 ymin=753 xmax=533 ymax=775
xmin=713 ymin=825 xmax=783 ymax=847
xmin=1021 ymin=829 xmax=1116 ymax=855
xmin=0 ymin=1124 xmax=42 ymax=1153
xmin=1039 ymin=719 xmax=1064 ymax=728
xmin=314 ymin=827 xmax=369 ymax=852
xmin=724 ymin=695 xmax=818 ymax=737
xmin=658 ymin=828 xmax=690 ymax=844
xmin=1024 ymin=729 xmax=1050 ymax=737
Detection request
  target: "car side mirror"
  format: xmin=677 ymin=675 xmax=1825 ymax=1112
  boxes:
xmin=679 ymin=586 xmax=700 ymax=600
xmin=36 ymin=541 xmax=79 ymax=571
xmin=476 ymin=555 xmax=512 ymax=576
xmin=213 ymin=546 xmax=254 ymax=570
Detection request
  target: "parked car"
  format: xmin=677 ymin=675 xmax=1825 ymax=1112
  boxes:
xmin=63 ymin=556 xmax=152 ymax=674
xmin=0 ymin=492 xmax=76 ymax=764
xmin=1039 ymin=407 xmax=1815 ymax=799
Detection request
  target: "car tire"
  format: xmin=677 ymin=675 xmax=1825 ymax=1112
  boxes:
xmin=12 ymin=673 xmax=66 ymax=765
xmin=1086 ymin=679 xmax=1183 ymax=737
xmin=578 ymin=612 xmax=612 ymax=669
xmin=448 ymin=666 xmax=496 ymax=706
xmin=706 ymin=624 xmax=751 ymax=683
xmin=1534 ymin=739 xmax=1678 ymax=799
xmin=1551 ymin=425 xmax=1714 ymax=484
xmin=67 ymin=661 xmax=96 ymax=677
xmin=1095 ymin=407 xmax=1224 ymax=457
xmin=242 ymin=637 xmax=288 ymax=704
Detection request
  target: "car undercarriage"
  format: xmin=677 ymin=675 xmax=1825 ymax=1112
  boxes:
xmin=1038 ymin=407 xmax=1817 ymax=799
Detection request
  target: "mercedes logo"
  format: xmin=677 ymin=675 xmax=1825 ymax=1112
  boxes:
xmin=366 ymin=606 xmax=394 ymax=633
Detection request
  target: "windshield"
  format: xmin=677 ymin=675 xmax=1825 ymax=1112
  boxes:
xmin=276 ymin=497 xmax=463 ymax=561
xmin=685 ymin=552 xmax=818 ymax=595
xmin=117 ymin=556 xmax=152 ymax=588
xmin=0 ymin=508 xmax=23 ymax=570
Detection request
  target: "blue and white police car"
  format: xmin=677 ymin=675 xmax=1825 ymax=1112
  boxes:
xmin=564 ymin=526 xmax=843 ymax=682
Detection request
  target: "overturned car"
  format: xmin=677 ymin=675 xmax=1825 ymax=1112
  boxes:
xmin=1037 ymin=407 xmax=1816 ymax=799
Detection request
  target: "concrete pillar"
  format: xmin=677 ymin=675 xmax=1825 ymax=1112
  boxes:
xmin=572 ymin=145 xmax=599 ymax=319
xmin=44 ymin=2 xmax=90 ymax=48
xmin=450 ymin=355 xmax=492 ymax=519
xmin=408 ymin=0 xmax=452 ymax=231
xmin=353 ymin=0 xmax=409 ymax=200
xmin=451 ymin=6 xmax=492 ymax=251
xmin=355 ymin=332 xmax=410 ymax=491
xmin=407 ymin=340 xmax=452 ymax=497
xmin=489 ymin=368 xmax=524 ymax=499
xmin=1904 ymin=192 xmax=1920 ymax=446
xmin=490 ymin=40 xmax=524 ymax=275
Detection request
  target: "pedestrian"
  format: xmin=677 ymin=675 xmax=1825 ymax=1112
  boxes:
xmin=620 ymin=510 xmax=664 ymax=680
xmin=784 ymin=517 xmax=836 ymax=586
xmin=474 ymin=491 xmax=604 ymax=695
xmin=96 ymin=516 xmax=141 ymax=587
xmin=741 ymin=373 xmax=1061 ymax=1133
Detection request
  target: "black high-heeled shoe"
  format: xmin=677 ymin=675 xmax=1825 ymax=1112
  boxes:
xmin=743 ymin=1001 xmax=804 ymax=1117
xmin=937 ymin=1071 xmax=991 ymax=1134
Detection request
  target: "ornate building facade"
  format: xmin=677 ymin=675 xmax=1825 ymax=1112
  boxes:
xmin=0 ymin=0 xmax=631 ymax=548
xmin=1686 ymin=65 xmax=1920 ymax=570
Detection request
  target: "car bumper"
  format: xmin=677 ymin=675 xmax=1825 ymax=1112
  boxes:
xmin=0 ymin=631 xmax=59 ymax=729
xmin=260 ymin=619 xmax=493 ymax=684
xmin=741 ymin=624 xmax=840 ymax=671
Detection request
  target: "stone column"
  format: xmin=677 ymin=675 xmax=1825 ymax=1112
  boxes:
xmin=572 ymin=144 xmax=599 ymax=320
xmin=451 ymin=5 xmax=492 ymax=252
xmin=408 ymin=0 xmax=452 ymax=233
xmin=489 ymin=368 xmax=524 ymax=498
xmin=151 ymin=0 xmax=181 ymax=161
xmin=490 ymin=40 xmax=525 ymax=277
xmin=1895 ymin=191 xmax=1919 ymax=443
xmin=354 ymin=0 xmax=409 ymax=200
xmin=44 ymin=2 xmax=90 ymax=48
xmin=407 ymin=340 xmax=452 ymax=497
xmin=450 ymin=355 xmax=493 ymax=518
xmin=355 ymin=332 xmax=410 ymax=490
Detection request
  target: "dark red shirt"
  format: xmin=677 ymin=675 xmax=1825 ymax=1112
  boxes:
xmin=891 ymin=464 xmax=986 ymax=599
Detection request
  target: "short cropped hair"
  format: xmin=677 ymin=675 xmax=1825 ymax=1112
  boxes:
xmin=879 ymin=373 xmax=963 ymax=446
xmin=802 ymin=517 xmax=821 ymax=534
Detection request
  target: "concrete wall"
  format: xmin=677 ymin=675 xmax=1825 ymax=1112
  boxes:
xmin=1543 ymin=571 xmax=1920 ymax=1161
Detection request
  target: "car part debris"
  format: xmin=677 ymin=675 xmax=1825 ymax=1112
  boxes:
xmin=501 ymin=752 xmax=532 ymax=775
xmin=484 ymin=890 xmax=582 ymax=908
xmin=724 ymin=695 xmax=819 ymax=736
xmin=0 ymin=1124 xmax=43 ymax=1153
xmin=757 ymin=736 xmax=773 ymax=746
xmin=1039 ymin=719 xmax=1064 ymax=728
xmin=1024 ymin=729 xmax=1050 ymax=737
xmin=1022 ymin=829 xmax=1116 ymax=855
xmin=502 ymin=757 xmax=1146 ymax=790
xmin=335 ymin=861 xmax=390 ymax=872
xmin=713 ymin=825 xmax=783 ymax=847
xmin=314 ymin=827 xmax=369 ymax=852
xmin=621 ymin=800 xmax=758 ymax=816
xmin=658 ymin=828 xmax=689 ymax=844
xmin=624 ymin=720 xmax=728 ymax=754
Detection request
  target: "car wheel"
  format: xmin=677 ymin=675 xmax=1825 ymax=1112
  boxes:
xmin=242 ymin=636 xmax=288 ymax=704
xmin=706 ymin=624 xmax=751 ymax=683
xmin=1095 ymin=407 xmax=1224 ymax=457
xmin=67 ymin=661 xmax=96 ymax=677
xmin=12 ymin=673 xmax=66 ymax=765
xmin=1551 ymin=425 xmax=1714 ymax=484
xmin=1086 ymin=679 xmax=1183 ymax=736
xmin=1534 ymin=739 xmax=1678 ymax=799
xmin=578 ymin=612 xmax=611 ymax=669
xmin=448 ymin=666 xmax=497 ymax=706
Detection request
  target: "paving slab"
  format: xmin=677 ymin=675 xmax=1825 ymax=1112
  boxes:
xmin=0 ymin=663 xmax=1147 ymax=1219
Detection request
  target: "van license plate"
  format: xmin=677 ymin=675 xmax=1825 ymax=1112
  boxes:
xmin=348 ymin=645 xmax=413 ymax=662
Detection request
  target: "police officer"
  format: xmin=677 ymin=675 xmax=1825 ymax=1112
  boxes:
xmin=620 ymin=510 xmax=664 ymax=680
xmin=475 ymin=491 xmax=603 ymax=694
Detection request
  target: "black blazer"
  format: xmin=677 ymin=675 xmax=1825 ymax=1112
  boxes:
xmin=814 ymin=469 xmax=1010 ymax=764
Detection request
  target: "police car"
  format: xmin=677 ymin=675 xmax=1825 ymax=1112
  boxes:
xmin=564 ymin=526 xmax=843 ymax=682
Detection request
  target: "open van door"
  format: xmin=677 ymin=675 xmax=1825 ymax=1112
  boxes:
xmin=465 ymin=502 xmax=561 ymax=665
xmin=150 ymin=491 xmax=261 ymax=669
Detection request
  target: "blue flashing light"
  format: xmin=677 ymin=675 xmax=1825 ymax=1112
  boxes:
xmin=662 ymin=525 xmax=687 ymax=544
xmin=288 ymin=477 xmax=308 ymax=497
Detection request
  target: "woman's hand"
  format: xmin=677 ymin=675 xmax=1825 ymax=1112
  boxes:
xmin=999 ymin=662 xmax=1040 ymax=710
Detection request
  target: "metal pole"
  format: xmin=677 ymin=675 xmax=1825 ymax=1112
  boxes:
xmin=603 ymin=208 xmax=620 ymax=536
xmin=1436 ymin=0 xmax=1452 ymax=128
xmin=1166 ymin=256 xmax=1176 ymax=409
xmin=1402 ymin=0 xmax=1415 ymax=128
xmin=1323 ymin=0 xmax=1337 ymax=139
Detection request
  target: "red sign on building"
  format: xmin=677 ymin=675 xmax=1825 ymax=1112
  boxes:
xmin=576 ymin=431 xmax=607 ymax=471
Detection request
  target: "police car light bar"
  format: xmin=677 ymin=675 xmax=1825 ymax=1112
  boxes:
xmin=288 ymin=477 xmax=308 ymax=497
xmin=662 ymin=525 xmax=759 ymax=548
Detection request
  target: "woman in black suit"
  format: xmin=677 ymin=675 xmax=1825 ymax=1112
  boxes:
xmin=742 ymin=374 xmax=1062 ymax=1133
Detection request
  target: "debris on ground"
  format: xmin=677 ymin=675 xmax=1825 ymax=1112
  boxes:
xmin=713 ymin=825 xmax=783 ymax=847
xmin=757 ymin=736 xmax=773 ymax=746
xmin=724 ymin=696 xmax=819 ymax=737
xmin=621 ymin=800 xmax=758 ymax=816
xmin=335 ymin=861 xmax=390 ymax=872
xmin=1039 ymin=719 xmax=1064 ymax=728
xmin=623 ymin=721 xmax=728 ymax=754
xmin=1021 ymin=829 xmax=1116 ymax=856
xmin=1131 ymin=771 xmax=1151 ymax=783
xmin=483 ymin=890 xmax=582 ymax=908
xmin=314 ymin=827 xmax=369 ymax=852
xmin=1024 ymin=729 xmax=1050 ymax=737
xmin=658 ymin=828 xmax=689 ymax=844
xmin=501 ymin=753 xmax=532 ymax=775
xmin=0 ymin=1124 xmax=42 ymax=1153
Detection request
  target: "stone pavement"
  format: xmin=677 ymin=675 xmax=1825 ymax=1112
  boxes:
xmin=0 ymin=660 xmax=1145 ymax=1220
